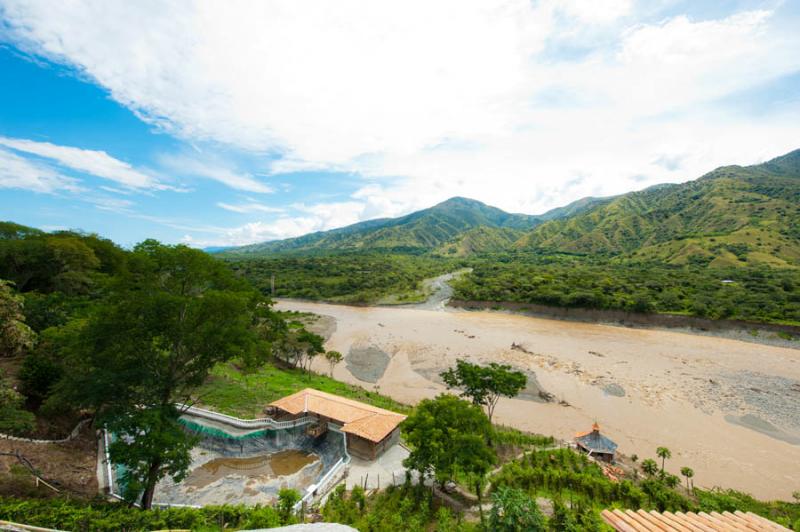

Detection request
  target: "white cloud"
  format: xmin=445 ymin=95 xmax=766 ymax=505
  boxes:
xmin=188 ymin=200 xmax=371 ymax=247
xmin=0 ymin=137 xmax=168 ymax=190
xmin=217 ymin=201 xmax=284 ymax=214
xmin=2 ymin=1 xmax=800 ymax=233
xmin=558 ymin=0 xmax=632 ymax=24
xmin=161 ymin=155 xmax=273 ymax=193
xmin=0 ymin=147 xmax=83 ymax=193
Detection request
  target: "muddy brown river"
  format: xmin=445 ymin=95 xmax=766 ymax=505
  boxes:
xmin=278 ymin=299 xmax=800 ymax=500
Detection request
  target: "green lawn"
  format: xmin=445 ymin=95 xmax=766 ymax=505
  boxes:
xmin=193 ymin=361 xmax=411 ymax=418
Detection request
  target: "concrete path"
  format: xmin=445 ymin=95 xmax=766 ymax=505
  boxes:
xmin=345 ymin=444 xmax=409 ymax=490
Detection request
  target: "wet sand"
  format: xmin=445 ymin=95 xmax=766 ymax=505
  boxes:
xmin=277 ymin=299 xmax=800 ymax=500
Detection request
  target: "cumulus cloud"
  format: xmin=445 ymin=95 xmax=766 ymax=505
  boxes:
xmin=0 ymin=136 xmax=168 ymax=190
xmin=2 ymin=1 xmax=800 ymax=233
xmin=189 ymin=200 xmax=373 ymax=247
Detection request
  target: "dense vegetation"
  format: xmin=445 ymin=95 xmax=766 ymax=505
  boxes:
xmin=518 ymin=150 xmax=800 ymax=266
xmin=0 ymin=497 xmax=294 ymax=531
xmin=490 ymin=448 xmax=800 ymax=530
xmin=451 ymin=253 xmax=800 ymax=325
xmin=227 ymin=252 xmax=457 ymax=303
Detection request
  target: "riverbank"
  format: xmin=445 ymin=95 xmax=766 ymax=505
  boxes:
xmin=276 ymin=299 xmax=800 ymax=500
xmin=449 ymin=299 xmax=800 ymax=350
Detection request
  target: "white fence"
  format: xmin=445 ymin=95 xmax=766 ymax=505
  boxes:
xmin=176 ymin=403 xmax=316 ymax=430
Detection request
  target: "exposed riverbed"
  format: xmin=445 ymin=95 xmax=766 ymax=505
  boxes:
xmin=276 ymin=298 xmax=800 ymax=500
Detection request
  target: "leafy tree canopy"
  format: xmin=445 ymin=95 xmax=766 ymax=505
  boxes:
xmin=401 ymin=394 xmax=495 ymax=487
xmin=0 ymin=280 xmax=35 ymax=357
xmin=440 ymin=358 xmax=526 ymax=423
xmin=54 ymin=240 xmax=270 ymax=508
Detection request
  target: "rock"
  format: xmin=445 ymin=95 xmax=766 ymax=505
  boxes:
xmin=538 ymin=391 xmax=556 ymax=402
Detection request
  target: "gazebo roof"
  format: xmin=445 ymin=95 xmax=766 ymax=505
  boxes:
xmin=575 ymin=423 xmax=618 ymax=454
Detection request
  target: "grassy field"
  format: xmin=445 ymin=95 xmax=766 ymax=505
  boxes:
xmin=193 ymin=361 xmax=411 ymax=418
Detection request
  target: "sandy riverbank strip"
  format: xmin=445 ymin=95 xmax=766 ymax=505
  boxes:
xmin=276 ymin=299 xmax=800 ymax=501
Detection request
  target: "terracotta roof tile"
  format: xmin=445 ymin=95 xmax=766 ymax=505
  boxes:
xmin=601 ymin=509 xmax=791 ymax=531
xmin=270 ymin=388 xmax=406 ymax=443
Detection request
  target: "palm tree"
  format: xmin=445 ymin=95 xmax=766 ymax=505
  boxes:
xmin=680 ymin=467 xmax=694 ymax=491
xmin=656 ymin=447 xmax=671 ymax=473
xmin=641 ymin=459 xmax=658 ymax=477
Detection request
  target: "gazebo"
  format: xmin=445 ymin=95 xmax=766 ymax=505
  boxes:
xmin=575 ymin=422 xmax=618 ymax=462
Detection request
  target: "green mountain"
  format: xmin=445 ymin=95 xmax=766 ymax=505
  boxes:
xmin=516 ymin=150 xmax=800 ymax=267
xmin=225 ymin=149 xmax=800 ymax=266
xmin=225 ymin=197 xmax=543 ymax=255
xmin=436 ymin=226 xmax=527 ymax=257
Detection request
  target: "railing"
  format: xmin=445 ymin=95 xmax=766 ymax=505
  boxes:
xmin=176 ymin=403 xmax=315 ymax=431
xmin=293 ymin=456 xmax=347 ymax=512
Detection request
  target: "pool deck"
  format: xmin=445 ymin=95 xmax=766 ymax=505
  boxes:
xmin=345 ymin=443 xmax=409 ymax=490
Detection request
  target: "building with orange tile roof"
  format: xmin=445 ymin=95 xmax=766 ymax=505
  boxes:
xmin=269 ymin=388 xmax=406 ymax=460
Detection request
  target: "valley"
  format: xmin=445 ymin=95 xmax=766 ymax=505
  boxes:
xmin=277 ymin=298 xmax=800 ymax=501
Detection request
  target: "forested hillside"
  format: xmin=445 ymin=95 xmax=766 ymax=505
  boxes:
xmin=450 ymin=253 xmax=800 ymax=325
xmin=227 ymin=253 xmax=457 ymax=303
xmin=223 ymin=197 xmax=543 ymax=255
xmin=517 ymin=149 xmax=800 ymax=267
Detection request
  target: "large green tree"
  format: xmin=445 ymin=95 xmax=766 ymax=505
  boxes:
xmin=0 ymin=280 xmax=35 ymax=358
xmin=401 ymin=394 xmax=495 ymax=489
xmin=56 ymin=240 xmax=267 ymax=508
xmin=440 ymin=358 xmax=526 ymax=424
xmin=489 ymin=486 xmax=545 ymax=531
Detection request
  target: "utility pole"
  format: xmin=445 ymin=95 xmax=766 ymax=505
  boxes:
xmin=271 ymin=273 xmax=275 ymax=296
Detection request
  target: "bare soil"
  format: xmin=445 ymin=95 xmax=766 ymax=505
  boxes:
xmin=0 ymin=428 xmax=99 ymax=498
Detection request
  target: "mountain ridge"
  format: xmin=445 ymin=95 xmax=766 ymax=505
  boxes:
xmin=222 ymin=149 xmax=800 ymax=266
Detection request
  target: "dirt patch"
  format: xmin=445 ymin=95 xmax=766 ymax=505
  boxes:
xmin=300 ymin=314 xmax=337 ymax=342
xmin=346 ymin=345 xmax=391 ymax=383
xmin=0 ymin=428 xmax=98 ymax=498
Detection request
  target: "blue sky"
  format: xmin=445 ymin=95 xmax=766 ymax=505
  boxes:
xmin=1 ymin=1 xmax=799 ymax=247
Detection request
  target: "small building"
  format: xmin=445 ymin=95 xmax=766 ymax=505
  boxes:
xmin=269 ymin=388 xmax=406 ymax=461
xmin=575 ymin=423 xmax=618 ymax=462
